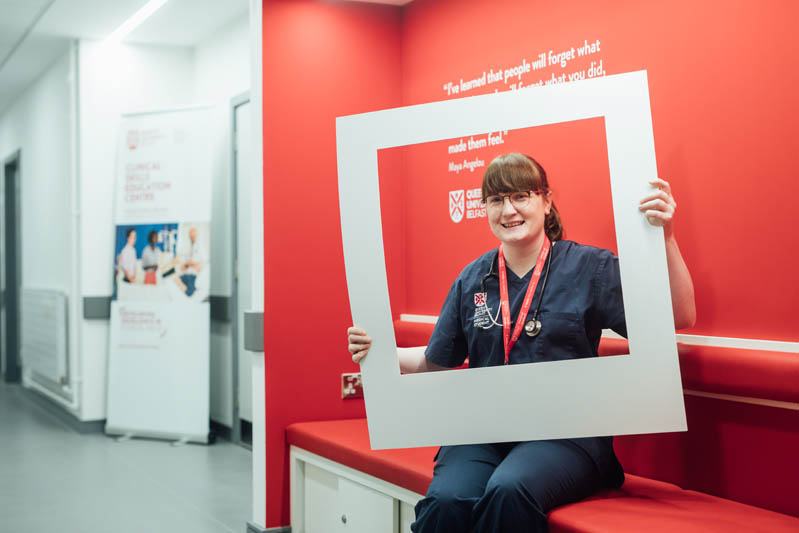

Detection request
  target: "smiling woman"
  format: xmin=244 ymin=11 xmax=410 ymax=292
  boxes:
xmin=347 ymin=150 xmax=696 ymax=533
xmin=482 ymin=154 xmax=560 ymax=267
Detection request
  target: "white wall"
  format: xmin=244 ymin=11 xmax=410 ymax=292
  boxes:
xmin=195 ymin=14 xmax=250 ymax=297
xmin=0 ymin=46 xmax=78 ymax=406
xmin=1 ymin=17 xmax=249 ymax=423
xmin=193 ymin=15 xmax=250 ymax=427
xmin=78 ymin=40 xmax=195 ymax=420
xmin=79 ymin=40 xmax=195 ymax=297
xmin=77 ymin=17 xmax=250 ymax=424
xmin=0 ymin=49 xmax=74 ymax=294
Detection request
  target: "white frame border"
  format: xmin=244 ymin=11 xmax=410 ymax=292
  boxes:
xmin=337 ymin=71 xmax=686 ymax=449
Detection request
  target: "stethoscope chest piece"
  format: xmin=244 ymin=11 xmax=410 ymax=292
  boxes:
xmin=524 ymin=319 xmax=542 ymax=337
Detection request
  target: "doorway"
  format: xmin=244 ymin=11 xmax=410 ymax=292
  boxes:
xmin=2 ymin=150 xmax=21 ymax=383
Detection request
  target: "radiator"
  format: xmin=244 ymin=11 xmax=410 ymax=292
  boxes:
xmin=20 ymin=288 xmax=69 ymax=386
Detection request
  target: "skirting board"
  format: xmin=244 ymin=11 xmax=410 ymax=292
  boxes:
xmin=247 ymin=522 xmax=290 ymax=533
xmin=21 ymin=386 xmax=104 ymax=434
xmin=105 ymin=425 xmax=209 ymax=444
xmin=210 ymin=419 xmax=233 ymax=441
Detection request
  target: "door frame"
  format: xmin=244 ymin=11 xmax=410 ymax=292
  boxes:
xmin=2 ymin=149 xmax=22 ymax=383
xmin=230 ymin=91 xmax=251 ymax=445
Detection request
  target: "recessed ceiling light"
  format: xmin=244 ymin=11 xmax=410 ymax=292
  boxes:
xmin=105 ymin=0 xmax=169 ymax=43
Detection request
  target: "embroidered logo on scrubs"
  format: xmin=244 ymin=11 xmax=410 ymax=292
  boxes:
xmin=449 ymin=190 xmax=464 ymax=223
xmin=473 ymin=293 xmax=492 ymax=328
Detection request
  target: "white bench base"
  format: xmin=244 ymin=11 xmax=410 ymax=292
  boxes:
xmin=290 ymin=446 xmax=424 ymax=533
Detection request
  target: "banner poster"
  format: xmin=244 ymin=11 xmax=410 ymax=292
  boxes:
xmin=106 ymin=106 xmax=214 ymax=443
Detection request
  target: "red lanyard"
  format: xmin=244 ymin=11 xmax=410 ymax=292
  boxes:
xmin=498 ymin=238 xmax=551 ymax=363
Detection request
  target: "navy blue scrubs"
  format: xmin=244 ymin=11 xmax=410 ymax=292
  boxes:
xmin=412 ymin=240 xmax=627 ymax=533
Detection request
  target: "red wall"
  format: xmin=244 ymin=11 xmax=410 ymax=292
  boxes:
xmin=262 ymin=0 xmax=799 ymax=526
xmin=615 ymin=394 xmax=799 ymax=515
xmin=398 ymin=0 xmax=799 ymax=341
xmin=381 ymin=117 xmax=618 ymax=317
xmin=262 ymin=1 xmax=401 ymax=526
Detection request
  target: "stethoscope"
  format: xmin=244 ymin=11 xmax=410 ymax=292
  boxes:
xmin=477 ymin=242 xmax=554 ymax=336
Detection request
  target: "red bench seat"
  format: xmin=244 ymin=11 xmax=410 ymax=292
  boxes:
xmin=392 ymin=320 xmax=799 ymax=516
xmin=287 ymin=418 xmax=798 ymax=532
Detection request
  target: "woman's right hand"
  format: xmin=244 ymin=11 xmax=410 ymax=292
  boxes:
xmin=347 ymin=327 xmax=372 ymax=364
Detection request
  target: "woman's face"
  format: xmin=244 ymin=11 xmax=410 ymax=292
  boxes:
xmin=486 ymin=190 xmax=552 ymax=247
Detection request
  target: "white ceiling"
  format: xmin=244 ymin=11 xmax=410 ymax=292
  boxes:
xmin=0 ymin=0 xmax=413 ymax=115
xmin=0 ymin=0 xmax=249 ymax=114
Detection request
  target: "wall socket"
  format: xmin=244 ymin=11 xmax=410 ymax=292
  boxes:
xmin=341 ymin=372 xmax=363 ymax=399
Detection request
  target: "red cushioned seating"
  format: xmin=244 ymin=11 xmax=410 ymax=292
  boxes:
xmin=549 ymin=476 xmax=798 ymax=532
xmin=394 ymin=320 xmax=438 ymax=349
xmin=677 ymin=344 xmax=799 ymax=404
xmin=387 ymin=320 xmax=799 ymax=518
xmin=288 ymin=418 xmax=436 ymax=496
xmin=287 ymin=419 xmax=798 ymax=532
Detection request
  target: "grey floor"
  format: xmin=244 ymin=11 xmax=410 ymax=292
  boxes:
xmin=0 ymin=381 xmax=252 ymax=533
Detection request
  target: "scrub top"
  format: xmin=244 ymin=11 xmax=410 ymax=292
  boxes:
xmin=425 ymin=240 xmax=627 ymax=487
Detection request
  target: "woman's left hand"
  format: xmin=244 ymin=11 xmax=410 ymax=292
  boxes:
xmin=639 ymin=178 xmax=676 ymax=239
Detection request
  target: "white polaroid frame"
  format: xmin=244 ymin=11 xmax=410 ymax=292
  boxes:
xmin=337 ymin=71 xmax=686 ymax=450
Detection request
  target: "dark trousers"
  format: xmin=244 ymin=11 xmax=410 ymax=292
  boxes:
xmin=180 ymin=273 xmax=197 ymax=297
xmin=412 ymin=440 xmax=604 ymax=533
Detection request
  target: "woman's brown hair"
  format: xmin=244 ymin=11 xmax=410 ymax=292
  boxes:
xmin=481 ymin=153 xmax=564 ymax=241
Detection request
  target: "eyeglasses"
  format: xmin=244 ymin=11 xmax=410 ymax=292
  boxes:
xmin=481 ymin=190 xmax=545 ymax=210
